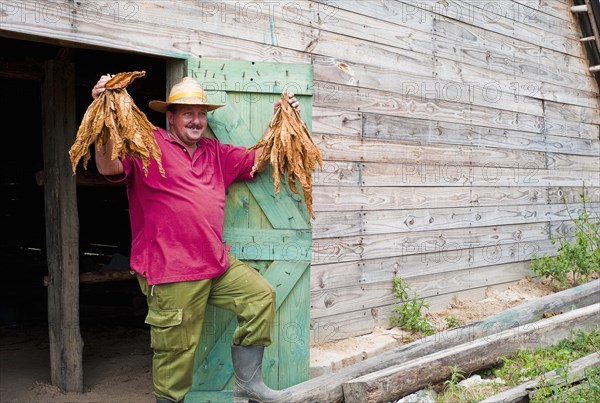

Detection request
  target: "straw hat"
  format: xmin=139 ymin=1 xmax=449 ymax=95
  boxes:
xmin=149 ymin=77 xmax=224 ymax=113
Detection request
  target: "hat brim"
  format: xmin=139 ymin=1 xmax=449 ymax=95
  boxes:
xmin=148 ymin=100 xmax=225 ymax=113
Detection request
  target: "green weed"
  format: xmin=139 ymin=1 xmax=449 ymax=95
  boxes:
xmin=531 ymin=187 xmax=600 ymax=289
xmin=389 ymin=277 xmax=435 ymax=336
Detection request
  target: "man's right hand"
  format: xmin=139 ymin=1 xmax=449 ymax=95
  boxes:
xmin=92 ymin=74 xmax=112 ymax=99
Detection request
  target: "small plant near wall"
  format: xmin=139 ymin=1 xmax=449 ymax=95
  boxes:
xmin=390 ymin=276 xmax=435 ymax=335
xmin=530 ymin=186 xmax=600 ymax=289
xmin=445 ymin=315 xmax=463 ymax=329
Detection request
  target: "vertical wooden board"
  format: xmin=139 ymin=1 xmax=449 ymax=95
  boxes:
xmin=263 ymin=260 xmax=311 ymax=388
xmin=277 ymin=266 xmax=311 ymax=388
xmin=246 ymin=91 xmax=273 ymax=229
xmin=193 ymin=305 xmax=236 ymax=391
xmin=42 ymin=59 xmax=83 ymax=393
xmin=224 ymin=93 xmax=253 ymax=229
xmin=223 ymin=183 xmax=250 ymax=228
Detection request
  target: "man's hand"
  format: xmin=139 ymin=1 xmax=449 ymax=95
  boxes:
xmin=274 ymin=92 xmax=300 ymax=114
xmin=92 ymin=74 xmax=112 ymax=99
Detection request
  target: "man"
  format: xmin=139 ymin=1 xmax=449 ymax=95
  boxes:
xmin=92 ymin=75 xmax=299 ymax=403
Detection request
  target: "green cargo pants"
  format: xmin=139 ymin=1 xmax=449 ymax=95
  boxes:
xmin=137 ymin=254 xmax=276 ymax=402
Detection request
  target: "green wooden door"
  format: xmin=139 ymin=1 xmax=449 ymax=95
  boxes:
xmin=184 ymin=59 xmax=313 ymax=403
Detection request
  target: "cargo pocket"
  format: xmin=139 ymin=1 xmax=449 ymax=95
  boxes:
xmin=145 ymin=308 xmax=189 ymax=352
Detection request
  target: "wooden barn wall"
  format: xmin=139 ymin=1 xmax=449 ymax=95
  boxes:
xmin=3 ymin=0 xmax=598 ymax=343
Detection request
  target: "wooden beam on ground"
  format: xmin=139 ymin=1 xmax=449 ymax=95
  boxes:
xmin=342 ymin=304 xmax=600 ymax=403
xmin=42 ymin=59 xmax=83 ymax=393
xmin=285 ymin=279 xmax=599 ymax=402
xmin=481 ymin=352 xmax=600 ymax=403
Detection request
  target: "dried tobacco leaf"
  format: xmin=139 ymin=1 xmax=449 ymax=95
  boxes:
xmin=69 ymin=71 xmax=165 ymax=177
xmin=248 ymin=93 xmax=323 ymax=220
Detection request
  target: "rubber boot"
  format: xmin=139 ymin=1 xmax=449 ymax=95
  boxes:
xmin=231 ymin=345 xmax=292 ymax=403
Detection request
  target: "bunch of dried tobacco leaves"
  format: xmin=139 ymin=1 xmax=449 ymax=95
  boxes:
xmin=69 ymin=71 xmax=165 ymax=177
xmin=248 ymin=92 xmax=323 ymax=219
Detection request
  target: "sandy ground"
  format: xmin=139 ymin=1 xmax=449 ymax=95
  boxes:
xmin=0 ymin=278 xmax=557 ymax=403
xmin=0 ymin=323 xmax=154 ymax=403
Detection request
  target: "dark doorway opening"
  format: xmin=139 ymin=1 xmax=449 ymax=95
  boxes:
xmin=0 ymin=36 xmax=167 ymax=329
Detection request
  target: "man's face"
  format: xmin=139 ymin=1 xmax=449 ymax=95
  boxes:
xmin=167 ymin=104 xmax=208 ymax=147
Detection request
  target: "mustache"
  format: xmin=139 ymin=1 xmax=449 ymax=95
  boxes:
xmin=186 ymin=124 xmax=203 ymax=130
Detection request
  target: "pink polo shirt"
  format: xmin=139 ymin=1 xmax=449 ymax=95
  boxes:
xmin=110 ymin=128 xmax=256 ymax=285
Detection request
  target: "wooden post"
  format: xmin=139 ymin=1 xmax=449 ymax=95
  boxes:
xmin=165 ymin=59 xmax=187 ymax=130
xmin=42 ymin=59 xmax=83 ymax=393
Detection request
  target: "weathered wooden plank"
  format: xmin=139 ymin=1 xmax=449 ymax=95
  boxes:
xmin=481 ymin=353 xmax=600 ymax=403
xmin=428 ymin=0 xmax=580 ymax=39
xmin=432 ymin=15 xmax=591 ymax=79
xmin=316 ymin=133 xmax=546 ymax=168
xmin=545 ymin=134 xmax=600 ymax=156
xmin=362 ymin=113 xmax=600 ymax=156
xmin=310 ymin=36 xmax=436 ymax=83
xmin=0 ymin=1 xmax=311 ymax=63
xmin=168 ymin=0 xmax=434 ymax=58
xmin=408 ymin=261 xmax=535 ymax=299
xmin=312 ymin=0 xmax=435 ymax=36
xmin=292 ymin=0 xmax=435 ymax=54
xmin=312 ymin=184 xmax=585 ymax=212
xmin=363 ymin=114 xmax=544 ymax=149
xmin=42 ymin=59 xmax=83 ymax=393
xmin=312 ymin=186 xmax=471 ymax=211
xmin=310 ymin=304 xmax=394 ymax=345
xmin=366 ymin=203 xmax=598 ymax=235
xmin=310 ymin=261 xmax=534 ymax=320
xmin=545 ymin=99 xmax=600 ymax=125
xmin=548 ymin=186 xmax=600 ymax=204
xmin=314 ymin=56 xmax=549 ymax=115
xmin=359 ymin=162 xmax=600 ymax=187
xmin=406 ymin=0 xmax=583 ymax=56
xmin=311 ymin=161 xmax=361 ymax=187
xmin=511 ymin=0 xmax=576 ymax=23
xmin=544 ymin=118 xmax=599 ymax=140
xmin=314 ymin=81 xmax=544 ymax=133
xmin=311 ymin=239 xmax=557 ymax=290
xmin=305 ymin=279 xmax=599 ymax=400
xmin=432 ymin=46 xmax=597 ymax=108
xmin=476 ymin=0 xmax=580 ymax=37
xmin=546 ymin=152 xmax=600 ymax=171
xmin=312 ymin=221 xmax=551 ymax=264
xmin=313 ymin=203 xmax=599 ymax=239
xmin=312 ymin=106 xmax=362 ymax=137
xmin=342 ymin=303 xmax=600 ymax=403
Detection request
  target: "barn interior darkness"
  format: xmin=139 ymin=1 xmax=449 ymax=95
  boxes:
xmin=0 ymin=36 xmax=166 ymax=329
